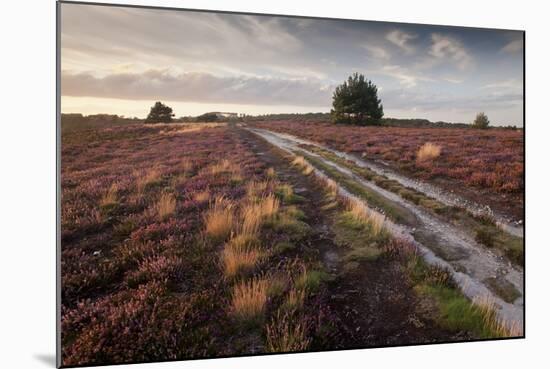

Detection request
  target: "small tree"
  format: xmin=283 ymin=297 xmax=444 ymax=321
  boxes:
xmin=331 ymin=73 xmax=384 ymax=125
xmin=472 ymin=112 xmax=490 ymax=129
xmin=145 ymin=101 xmax=174 ymax=123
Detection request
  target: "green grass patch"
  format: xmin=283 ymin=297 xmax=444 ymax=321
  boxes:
xmin=266 ymin=207 xmax=311 ymax=241
xmin=275 ymin=184 xmax=306 ymax=205
xmin=295 ymin=270 xmax=331 ymax=292
xmin=415 ymin=284 xmax=497 ymax=338
xmin=273 ymin=241 xmax=296 ymax=254
xmin=300 ymin=152 xmax=417 ymax=226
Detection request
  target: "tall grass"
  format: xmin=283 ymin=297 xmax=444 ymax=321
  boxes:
xmin=292 ymin=156 xmax=314 ymax=175
xmin=204 ymin=196 xmax=235 ymax=241
xmin=246 ymin=180 xmax=269 ymax=198
xmin=230 ymin=277 xmax=269 ymax=325
xmin=193 ymin=190 xmax=210 ymax=202
xmin=156 ymin=192 xmax=176 ymax=220
xmin=222 ymin=246 xmax=263 ymax=279
xmin=240 ymin=194 xmax=280 ymax=236
xmin=100 ymin=183 xmax=118 ymax=207
xmin=266 ymin=311 xmax=310 ymax=352
xmin=323 ymin=177 xmax=339 ymax=198
xmin=209 ymin=159 xmax=240 ymax=175
xmin=136 ymin=168 xmax=162 ymax=193
xmin=473 ymin=295 xmax=522 ymax=337
xmin=348 ymin=198 xmax=386 ymax=236
xmin=222 ymin=234 xmax=263 ymax=278
xmin=417 ymin=142 xmax=442 ymax=162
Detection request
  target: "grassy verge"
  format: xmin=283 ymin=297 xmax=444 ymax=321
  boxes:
xmin=299 ymin=154 xmax=521 ymax=339
xmin=296 ymin=151 xmax=418 ymax=227
xmin=407 ymin=257 xmax=520 ymax=338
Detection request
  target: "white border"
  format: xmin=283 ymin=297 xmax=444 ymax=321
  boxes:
xmin=1 ymin=1 xmax=548 ymax=368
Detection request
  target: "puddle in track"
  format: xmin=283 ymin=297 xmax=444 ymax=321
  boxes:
xmin=247 ymin=127 xmax=524 ymax=331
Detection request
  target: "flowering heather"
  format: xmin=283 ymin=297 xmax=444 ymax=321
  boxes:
xmin=61 ymin=124 xmax=271 ymax=364
xmin=252 ymin=121 xmax=524 ymax=195
xmin=60 ymin=121 xmax=334 ymax=366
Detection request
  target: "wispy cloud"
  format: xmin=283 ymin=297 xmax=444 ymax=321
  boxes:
xmin=377 ymin=65 xmax=433 ymax=88
xmin=385 ymin=30 xmax=417 ymax=53
xmin=482 ymin=78 xmax=522 ymax=91
xmin=363 ymin=45 xmax=391 ymax=60
xmin=501 ymin=39 xmax=523 ymax=54
xmin=429 ymin=33 xmax=472 ymax=70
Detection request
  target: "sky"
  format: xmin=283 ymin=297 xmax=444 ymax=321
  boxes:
xmin=60 ymin=3 xmax=524 ymax=126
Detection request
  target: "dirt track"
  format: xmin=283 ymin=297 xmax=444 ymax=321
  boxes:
xmin=236 ymin=127 xmax=464 ymax=347
xmin=245 ymin=126 xmax=524 ymax=331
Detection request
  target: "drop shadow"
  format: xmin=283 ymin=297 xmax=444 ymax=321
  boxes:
xmin=33 ymin=353 xmax=57 ymax=367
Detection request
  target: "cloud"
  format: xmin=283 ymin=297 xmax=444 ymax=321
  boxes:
xmin=482 ymin=79 xmax=522 ymax=91
xmin=61 ymin=69 xmax=333 ymax=107
xmin=377 ymin=65 xmax=432 ymax=88
xmin=363 ymin=45 xmax=391 ymax=60
xmin=385 ymin=30 xmax=417 ymax=53
xmin=501 ymin=39 xmax=523 ymax=54
xmin=442 ymin=77 xmax=463 ymax=84
xmin=429 ymin=34 xmax=472 ymax=70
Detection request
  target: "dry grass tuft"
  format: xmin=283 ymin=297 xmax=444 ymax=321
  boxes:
xmin=246 ymin=180 xmax=269 ymax=198
xmin=266 ymin=167 xmax=277 ymax=179
xmin=266 ymin=311 xmax=310 ymax=352
xmin=209 ymin=159 xmax=241 ymax=175
xmin=241 ymin=194 xmax=280 ymax=236
xmin=230 ymin=277 xmax=269 ymax=323
xmin=136 ymin=168 xmax=162 ymax=193
xmin=282 ymin=288 xmax=306 ymax=311
xmin=417 ymin=142 xmax=442 ymax=162
xmin=179 ymin=158 xmax=193 ymax=173
xmin=348 ymin=198 xmax=386 ymax=236
xmin=292 ymin=156 xmax=314 ymax=175
xmin=323 ymin=177 xmax=339 ymax=198
xmin=156 ymin=192 xmax=176 ymax=220
xmin=204 ymin=196 xmax=235 ymax=241
xmin=193 ymin=190 xmax=210 ymax=202
xmin=100 ymin=183 xmax=118 ymax=207
xmin=473 ymin=295 xmax=523 ymax=337
xmin=222 ymin=244 xmax=263 ymax=278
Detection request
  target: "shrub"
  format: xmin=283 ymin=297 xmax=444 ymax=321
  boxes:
xmin=472 ymin=112 xmax=490 ymax=129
